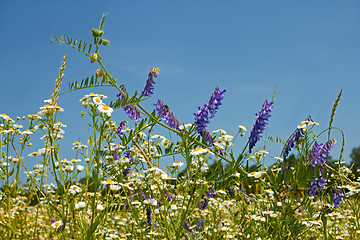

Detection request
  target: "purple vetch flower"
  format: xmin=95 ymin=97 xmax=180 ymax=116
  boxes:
xmin=142 ymin=66 xmax=160 ymax=97
xmin=117 ymin=85 xmax=141 ymax=121
xmin=317 ymin=139 xmax=336 ymax=164
xmin=206 ymin=187 xmax=215 ymax=199
xmin=197 ymin=187 xmax=215 ymax=210
xmin=123 ymin=166 xmax=131 ymax=178
xmin=195 ymin=219 xmax=205 ymax=231
xmin=154 ymin=99 xmax=181 ymax=130
xmin=308 ymin=177 xmax=326 ymax=197
xmin=164 ymin=190 xmax=174 ymax=201
xmin=194 ymin=86 xmax=226 ymax=137
xmin=183 ymin=222 xmax=191 ymax=232
xmin=194 ymin=104 xmax=210 ymax=136
xmin=282 ymin=125 xmax=306 ymax=161
xmin=112 ymin=152 xmax=118 ymax=161
xmin=226 ymin=187 xmax=235 ymax=196
xmin=307 ymin=139 xmax=336 ymax=197
xmin=249 ymin=100 xmax=274 ymax=153
xmin=207 ymin=86 xmax=226 ymax=118
xmin=139 ymin=190 xmax=146 ymax=200
xmin=197 ymin=198 xmax=208 ymax=210
xmin=116 ymin=120 xmax=128 ymax=137
xmin=146 ymin=208 xmax=152 ymax=226
xmin=333 ymin=188 xmax=345 ymax=209
xmin=123 ymin=105 xmax=141 ymax=122
xmin=309 ymin=139 xmax=336 ymax=174
xmin=308 ymin=141 xmax=323 ymax=168
xmin=123 ymin=147 xmax=132 ymax=178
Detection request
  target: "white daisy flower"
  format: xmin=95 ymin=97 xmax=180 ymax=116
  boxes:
xmin=97 ymin=105 xmax=114 ymax=117
xmin=21 ymin=130 xmax=33 ymax=135
xmin=238 ymin=125 xmax=247 ymax=131
xmin=51 ymin=220 xmax=63 ymax=229
xmin=190 ymin=147 xmax=209 ymax=156
xmin=75 ymin=201 xmax=86 ymax=210
xmin=179 ymin=123 xmax=193 ymax=130
xmin=54 ymin=122 xmax=67 ymax=128
xmin=64 ymin=165 xmax=74 ymax=172
xmin=76 ymin=165 xmax=85 ymax=172
xmin=85 ymin=93 xmax=99 ymax=98
xmin=110 ymin=184 xmax=121 ymax=191
xmin=172 ymin=161 xmax=184 ymax=167
xmin=247 ymin=171 xmax=266 ymax=178
xmin=69 ymin=185 xmax=82 ymax=195
xmin=92 ymin=96 xmax=103 ymax=105
xmin=96 ymin=204 xmax=105 ymax=211
xmin=102 ymin=179 xmax=118 ymax=185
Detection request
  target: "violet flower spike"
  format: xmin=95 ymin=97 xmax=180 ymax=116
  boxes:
xmin=123 ymin=105 xmax=141 ymax=122
xmin=146 ymin=208 xmax=152 ymax=226
xmin=122 ymin=147 xmax=132 ymax=178
xmin=308 ymin=141 xmax=323 ymax=168
xmin=194 ymin=86 xmax=226 ymax=141
xmin=116 ymin=120 xmax=128 ymax=137
xmin=318 ymin=139 xmax=337 ymax=164
xmin=282 ymin=127 xmax=305 ymax=161
xmin=308 ymin=177 xmax=326 ymax=197
xmin=142 ymin=66 xmax=160 ymax=97
xmin=248 ymin=100 xmax=274 ymax=153
xmin=309 ymin=139 xmax=336 ymax=170
xmin=117 ymin=85 xmax=141 ymax=121
xmin=154 ymin=99 xmax=181 ymax=130
xmin=282 ymin=116 xmax=315 ymax=161
xmin=333 ymin=188 xmax=345 ymax=209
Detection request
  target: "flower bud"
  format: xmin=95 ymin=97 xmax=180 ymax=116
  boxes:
xmin=95 ymin=69 xmax=104 ymax=78
xmin=101 ymin=39 xmax=110 ymax=46
xmin=91 ymin=29 xmax=104 ymax=38
xmin=90 ymin=53 xmax=98 ymax=63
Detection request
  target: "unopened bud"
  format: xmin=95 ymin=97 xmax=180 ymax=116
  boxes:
xmin=96 ymin=69 xmax=104 ymax=78
xmin=91 ymin=29 xmax=104 ymax=38
xmin=101 ymin=39 xmax=110 ymax=46
xmin=90 ymin=53 xmax=98 ymax=63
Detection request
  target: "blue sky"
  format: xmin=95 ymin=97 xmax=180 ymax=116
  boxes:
xmin=1 ymin=1 xmax=360 ymax=174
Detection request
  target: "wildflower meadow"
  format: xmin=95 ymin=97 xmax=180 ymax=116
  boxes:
xmin=1 ymin=14 xmax=360 ymax=240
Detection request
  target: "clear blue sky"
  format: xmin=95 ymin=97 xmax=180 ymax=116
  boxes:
xmin=1 ymin=1 xmax=359 ymax=173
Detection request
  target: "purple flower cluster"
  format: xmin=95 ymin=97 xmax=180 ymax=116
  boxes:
xmin=142 ymin=66 xmax=160 ymax=97
xmin=307 ymin=139 xmax=336 ymax=196
xmin=249 ymin=100 xmax=274 ymax=153
xmin=154 ymin=99 xmax=180 ymax=130
xmin=308 ymin=177 xmax=327 ymax=197
xmin=194 ymin=86 xmax=226 ymax=138
xmin=309 ymin=139 xmax=336 ymax=169
xmin=198 ymin=187 xmax=215 ymax=210
xmin=282 ymin=124 xmax=308 ymax=160
xmin=116 ymin=120 xmax=128 ymax=137
xmin=333 ymin=188 xmax=345 ymax=209
xmin=146 ymin=208 xmax=151 ymax=226
xmin=164 ymin=190 xmax=174 ymax=201
xmin=117 ymin=85 xmax=141 ymax=121
xmin=122 ymin=148 xmax=132 ymax=178
xmin=195 ymin=219 xmax=205 ymax=231
xmin=183 ymin=222 xmax=191 ymax=232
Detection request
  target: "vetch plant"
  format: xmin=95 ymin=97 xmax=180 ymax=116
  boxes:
xmin=0 ymin=13 xmax=358 ymax=240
